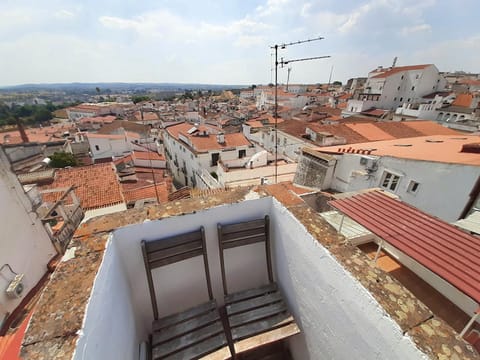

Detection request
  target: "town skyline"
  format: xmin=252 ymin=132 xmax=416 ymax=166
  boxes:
xmin=1 ymin=0 xmax=479 ymax=86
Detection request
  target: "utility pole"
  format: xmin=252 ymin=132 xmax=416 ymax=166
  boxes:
xmin=270 ymin=36 xmax=330 ymax=183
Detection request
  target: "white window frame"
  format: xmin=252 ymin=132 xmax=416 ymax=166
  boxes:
xmin=380 ymin=171 xmax=401 ymax=192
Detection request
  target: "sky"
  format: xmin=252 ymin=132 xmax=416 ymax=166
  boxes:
xmin=0 ymin=0 xmax=479 ymax=86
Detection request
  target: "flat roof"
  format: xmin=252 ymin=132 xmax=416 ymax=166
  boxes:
xmin=329 ymin=190 xmax=480 ymax=303
xmin=315 ymin=135 xmax=480 ymax=166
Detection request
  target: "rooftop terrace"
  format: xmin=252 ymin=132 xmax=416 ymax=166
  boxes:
xmin=15 ymin=185 xmax=480 ymax=359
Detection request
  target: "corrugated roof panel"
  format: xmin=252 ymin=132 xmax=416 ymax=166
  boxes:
xmin=329 ymin=191 xmax=480 ymax=303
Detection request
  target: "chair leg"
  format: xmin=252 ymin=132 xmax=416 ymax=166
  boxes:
xmin=219 ymin=305 xmax=236 ymax=359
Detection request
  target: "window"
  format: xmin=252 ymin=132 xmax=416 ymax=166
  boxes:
xmin=401 ymin=75 xmax=404 ymax=80
xmin=211 ymin=152 xmax=219 ymax=166
xmin=407 ymin=98 xmax=411 ymax=102
xmin=415 ymin=74 xmax=419 ymax=79
xmin=394 ymin=97 xmax=397 ymax=101
xmin=411 ymin=86 xmax=415 ymax=91
xmin=381 ymin=171 xmax=401 ymax=191
xmin=407 ymin=180 xmax=420 ymax=194
xmin=399 ymin=97 xmax=403 ymax=102
xmin=238 ymin=149 xmax=246 ymax=158
xmin=95 ymin=145 xmax=100 ymax=151
xmin=284 ymin=138 xmax=287 ymax=146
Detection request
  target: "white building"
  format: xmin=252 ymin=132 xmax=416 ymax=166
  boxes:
xmin=87 ymin=133 xmax=132 ymax=162
xmin=294 ymin=135 xmax=480 ymax=222
xmin=0 ymin=149 xmax=57 ymax=326
xmin=163 ymin=122 xmax=255 ymax=187
xmin=344 ymin=64 xmax=447 ymax=115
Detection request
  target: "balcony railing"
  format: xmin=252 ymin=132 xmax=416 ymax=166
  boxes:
xmin=39 ymin=186 xmax=84 ymax=254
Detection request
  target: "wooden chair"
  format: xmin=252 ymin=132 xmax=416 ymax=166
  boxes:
xmin=141 ymin=227 xmax=231 ymax=360
xmin=217 ymin=216 xmax=300 ymax=355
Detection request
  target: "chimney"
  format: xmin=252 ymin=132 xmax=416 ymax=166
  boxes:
xmin=16 ymin=118 xmax=29 ymax=143
xmin=217 ymin=132 xmax=225 ymax=144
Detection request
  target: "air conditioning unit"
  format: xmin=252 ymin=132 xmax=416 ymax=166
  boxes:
xmin=6 ymin=274 xmax=25 ymax=299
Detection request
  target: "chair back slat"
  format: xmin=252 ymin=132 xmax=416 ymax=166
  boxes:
xmin=217 ymin=215 xmax=273 ymax=295
xmin=142 ymin=227 xmax=213 ymax=320
xmin=148 ymin=239 xmax=203 ymax=268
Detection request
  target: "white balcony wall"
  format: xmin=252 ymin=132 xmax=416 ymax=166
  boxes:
xmin=74 ymin=238 xmax=142 ymax=360
xmin=269 ymin=199 xmax=427 ymax=360
xmin=76 ymin=196 xmax=430 ymax=360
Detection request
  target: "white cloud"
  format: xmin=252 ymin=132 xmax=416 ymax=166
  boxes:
xmin=54 ymin=10 xmax=75 ymax=19
xmin=234 ymin=35 xmax=266 ymax=48
xmin=410 ymin=34 xmax=480 ymax=73
xmin=256 ymin=0 xmax=292 ymax=17
xmin=401 ymin=23 xmax=431 ymax=36
xmin=100 ymin=10 xmax=270 ymax=48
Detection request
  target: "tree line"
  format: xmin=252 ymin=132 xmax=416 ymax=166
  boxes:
xmin=0 ymin=102 xmax=75 ymax=127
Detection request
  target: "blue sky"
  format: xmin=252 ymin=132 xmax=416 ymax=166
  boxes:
xmin=0 ymin=0 xmax=479 ymax=86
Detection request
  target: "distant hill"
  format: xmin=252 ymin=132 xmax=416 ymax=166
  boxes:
xmin=0 ymin=82 xmax=248 ymax=93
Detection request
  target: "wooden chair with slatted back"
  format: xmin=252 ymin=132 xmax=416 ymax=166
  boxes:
xmin=141 ymin=227 xmax=231 ymax=360
xmin=217 ymin=216 xmax=300 ymax=355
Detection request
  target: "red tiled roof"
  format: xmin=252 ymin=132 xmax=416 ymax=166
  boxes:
xmin=452 ymin=93 xmax=474 ymax=108
xmin=134 ymin=111 xmax=159 ymax=121
xmin=345 ymin=123 xmax=395 ymax=141
xmin=371 ymin=64 xmax=431 ymax=79
xmin=360 ymin=108 xmax=388 ymax=117
xmin=402 ymin=121 xmax=460 ymax=136
xmin=315 ymin=135 xmax=480 ymax=165
xmin=122 ymin=183 xmax=169 ymax=204
xmin=0 ymin=124 xmax=76 ymax=144
xmin=132 ymin=151 xmax=164 ymax=161
xmin=329 ymin=191 xmax=480 ymax=303
xmin=79 ymin=115 xmax=116 ymax=124
xmin=166 ymin=123 xmax=251 ymax=152
xmin=40 ymin=163 xmax=124 ymax=210
xmin=278 ymin=120 xmax=369 ymax=144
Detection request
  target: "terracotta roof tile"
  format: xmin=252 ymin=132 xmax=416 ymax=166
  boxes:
xmin=166 ymin=123 xmax=251 ymax=152
xmin=371 ymin=64 xmax=431 ymax=79
xmin=132 ymin=151 xmax=164 ymax=161
xmin=39 ymin=163 xmax=124 ymax=210
xmin=403 ymin=121 xmax=461 ymax=136
xmin=452 ymin=93 xmax=474 ymax=108
xmin=315 ymin=135 xmax=480 ymax=165
xmin=345 ymin=123 xmax=396 ymax=141
xmin=122 ymin=183 xmax=169 ymax=204
xmin=278 ymin=120 xmax=369 ymax=144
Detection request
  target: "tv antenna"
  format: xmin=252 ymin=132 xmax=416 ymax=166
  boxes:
xmin=270 ymin=36 xmax=330 ymax=183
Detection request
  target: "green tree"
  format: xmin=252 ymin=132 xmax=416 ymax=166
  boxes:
xmin=132 ymin=95 xmax=151 ymax=104
xmin=49 ymin=152 xmax=78 ymax=168
xmin=33 ymin=107 xmax=53 ymax=123
xmin=332 ymin=81 xmax=342 ymax=86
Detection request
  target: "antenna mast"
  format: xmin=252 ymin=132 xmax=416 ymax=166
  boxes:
xmin=270 ymin=36 xmax=330 ymax=183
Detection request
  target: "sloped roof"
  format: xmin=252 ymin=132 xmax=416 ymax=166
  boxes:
xmin=402 ymin=121 xmax=460 ymax=136
xmin=122 ymin=183 xmax=169 ymax=204
xmin=329 ymin=190 xmax=480 ymax=303
xmin=40 ymin=163 xmax=124 ymax=210
xmin=345 ymin=123 xmax=395 ymax=141
xmin=371 ymin=64 xmax=432 ymax=79
xmin=315 ymin=135 xmax=480 ymax=166
xmin=452 ymin=93 xmax=474 ymax=108
xmin=166 ymin=122 xmax=251 ymax=152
